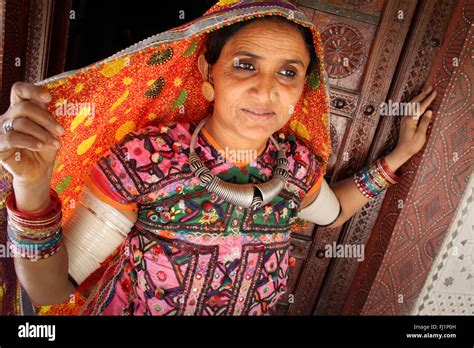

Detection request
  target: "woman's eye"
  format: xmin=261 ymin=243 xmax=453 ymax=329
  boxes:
xmin=279 ymin=69 xmax=297 ymax=78
xmin=235 ymin=62 xmax=255 ymax=71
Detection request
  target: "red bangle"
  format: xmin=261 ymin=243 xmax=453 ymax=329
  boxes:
xmin=6 ymin=189 xmax=62 ymax=220
xmin=379 ymin=157 xmax=401 ymax=183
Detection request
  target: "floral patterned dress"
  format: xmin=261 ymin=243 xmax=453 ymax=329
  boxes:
xmin=79 ymin=121 xmax=322 ymax=315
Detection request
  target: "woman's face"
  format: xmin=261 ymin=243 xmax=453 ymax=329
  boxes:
xmin=204 ymin=19 xmax=311 ymax=144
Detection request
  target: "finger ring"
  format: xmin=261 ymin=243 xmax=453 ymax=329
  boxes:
xmin=2 ymin=118 xmax=15 ymax=134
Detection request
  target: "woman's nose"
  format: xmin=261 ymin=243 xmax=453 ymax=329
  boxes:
xmin=250 ymin=75 xmax=275 ymax=102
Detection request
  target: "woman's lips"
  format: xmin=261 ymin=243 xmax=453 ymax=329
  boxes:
xmin=242 ymin=108 xmax=275 ymax=120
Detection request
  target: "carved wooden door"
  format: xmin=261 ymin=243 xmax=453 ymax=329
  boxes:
xmin=275 ymin=0 xmax=456 ymax=315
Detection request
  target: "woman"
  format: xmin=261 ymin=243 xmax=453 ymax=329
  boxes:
xmin=0 ymin=0 xmax=436 ymax=315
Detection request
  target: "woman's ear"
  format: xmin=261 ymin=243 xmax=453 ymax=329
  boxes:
xmin=198 ymin=54 xmax=212 ymax=82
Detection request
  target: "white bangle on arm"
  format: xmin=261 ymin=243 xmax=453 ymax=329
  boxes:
xmin=63 ymin=186 xmax=134 ymax=285
xmin=297 ymin=179 xmax=342 ymax=227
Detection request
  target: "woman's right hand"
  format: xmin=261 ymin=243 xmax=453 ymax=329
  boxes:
xmin=0 ymin=82 xmax=65 ymax=184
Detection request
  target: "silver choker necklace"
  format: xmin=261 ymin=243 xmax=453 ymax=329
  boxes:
xmin=189 ymin=117 xmax=289 ymax=210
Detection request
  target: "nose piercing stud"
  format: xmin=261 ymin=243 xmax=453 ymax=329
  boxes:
xmin=269 ymin=88 xmax=277 ymax=102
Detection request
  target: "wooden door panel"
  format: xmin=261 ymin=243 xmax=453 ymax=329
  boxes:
xmin=278 ymin=0 xmax=419 ymax=315
xmin=315 ymin=13 xmax=377 ymax=89
xmin=327 ymin=96 xmax=355 ymax=175
xmin=298 ymin=2 xmax=316 ymax=22
xmin=312 ymin=0 xmax=386 ymax=18
xmin=299 ymin=0 xmax=380 ymax=90
xmin=340 ymin=0 xmax=459 ymax=315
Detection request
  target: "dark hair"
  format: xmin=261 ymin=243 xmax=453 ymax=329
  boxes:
xmin=204 ymin=16 xmax=318 ymax=77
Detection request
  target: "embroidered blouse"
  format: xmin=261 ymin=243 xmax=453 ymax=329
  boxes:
xmin=80 ymin=121 xmax=322 ymax=315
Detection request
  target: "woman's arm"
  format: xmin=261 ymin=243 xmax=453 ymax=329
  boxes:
xmin=323 ymin=149 xmax=410 ymax=228
xmin=299 ymin=150 xmax=408 ymax=228
xmin=12 ymin=178 xmax=137 ymax=306
xmin=300 ymin=85 xmax=437 ymax=229
xmin=12 ymin=178 xmax=75 ymax=306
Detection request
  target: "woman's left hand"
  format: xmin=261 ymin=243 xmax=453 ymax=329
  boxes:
xmin=393 ymin=84 xmax=437 ymax=159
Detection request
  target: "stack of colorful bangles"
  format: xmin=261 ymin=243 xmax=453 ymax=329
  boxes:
xmin=6 ymin=189 xmax=63 ymax=262
xmin=353 ymin=156 xmax=401 ymax=199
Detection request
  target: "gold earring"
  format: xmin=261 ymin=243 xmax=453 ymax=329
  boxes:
xmin=202 ymin=81 xmax=214 ymax=102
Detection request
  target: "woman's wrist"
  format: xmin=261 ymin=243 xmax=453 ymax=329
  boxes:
xmin=383 ymin=148 xmax=411 ymax=174
xmin=7 ymin=186 xmax=63 ymax=261
xmin=12 ymin=177 xmax=52 ymax=214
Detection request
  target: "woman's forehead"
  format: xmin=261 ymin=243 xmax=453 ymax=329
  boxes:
xmin=231 ymin=18 xmax=305 ymax=40
xmin=223 ymin=20 xmax=308 ymax=54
